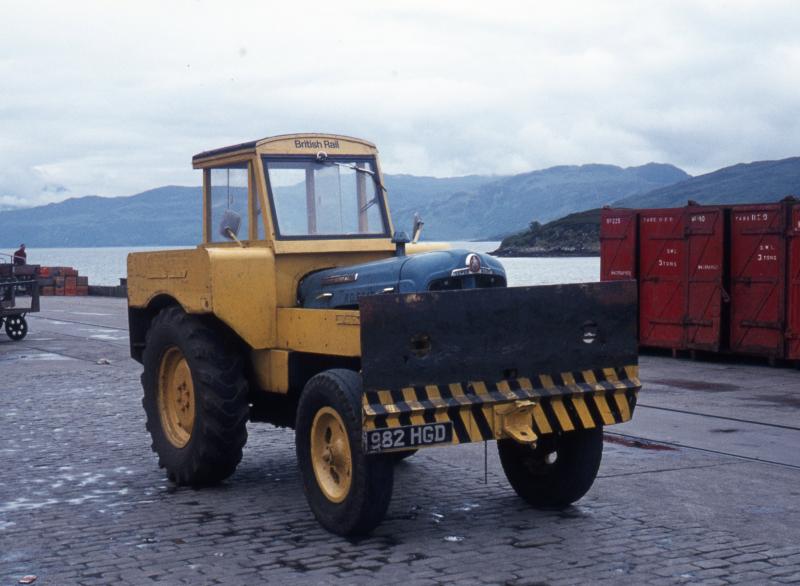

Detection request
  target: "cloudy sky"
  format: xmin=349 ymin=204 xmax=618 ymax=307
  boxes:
xmin=2 ymin=0 xmax=799 ymax=207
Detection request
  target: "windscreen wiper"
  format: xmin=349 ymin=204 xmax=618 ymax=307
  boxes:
xmin=315 ymin=152 xmax=387 ymax=193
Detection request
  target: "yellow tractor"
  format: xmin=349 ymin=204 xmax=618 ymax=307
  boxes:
xmin=128 ymin=134 xmax=640 ymax=535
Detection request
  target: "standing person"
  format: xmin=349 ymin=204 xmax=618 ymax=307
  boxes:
xmin=13 ymin=244 xmax=26 ymax=266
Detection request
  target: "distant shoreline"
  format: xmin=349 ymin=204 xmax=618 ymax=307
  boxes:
xmin=490 ymin=249 xmax=600 ymax=258
xmin=8 ymin=245 xmax=193 ymax=250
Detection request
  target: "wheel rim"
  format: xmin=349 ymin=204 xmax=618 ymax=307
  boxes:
xmin=310 ymin=407 xmax=352 ymax=503
xmin=6 ymin=316 xmax=26 ymax=340
xmin=157 ymin=346 xmax=195 ymax=448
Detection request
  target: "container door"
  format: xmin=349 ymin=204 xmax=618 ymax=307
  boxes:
xmin=600 ymin=209 xmax=637 ymax=281
xmin=638 ymin=209 xmax=686 ymax=349
xmin=787 ymin=205 xmax=800 ymax=360
xmin=685 ymin=208 xmax=726 ymax=352
xmin=729 ymin=204 xmax=786 ymax=357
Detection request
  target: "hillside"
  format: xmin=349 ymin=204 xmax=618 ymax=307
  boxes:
xmin=0 ymin=186 xmax=203 ymax=247
xmin=405 ymin=163 xmax=688 ymax=240
xmin=0 ymin=175 xmax=500 ymax=247
xmin=0 ymin=164 xmax=687 ymax=247
xmin=492 ymin=209 xmax=601 ymax=257
xmin=493 ymin=155 xmax=800 ymax=257
xmin=385 ymin=173 xmax=499 ymax=223
xmin=612 ymin=157 xmax=800 ymax=208
xmin=0 ymin=175 xmax=499 ymax=247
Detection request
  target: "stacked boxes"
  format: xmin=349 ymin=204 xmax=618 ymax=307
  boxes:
xmin=36 ymin=266 xmax=90 ymax=296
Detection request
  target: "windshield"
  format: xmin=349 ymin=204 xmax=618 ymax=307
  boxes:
xmin=264 ymin=156 xmax=388 ymax=238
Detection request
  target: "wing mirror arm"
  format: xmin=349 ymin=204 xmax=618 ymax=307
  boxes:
xmin=225 ymin=228 xmax=244 ymax=247
xmin=411 ymin=213 xmax=424 ymax=244
xmin=219 ymin=210 xmax=244 ymax=248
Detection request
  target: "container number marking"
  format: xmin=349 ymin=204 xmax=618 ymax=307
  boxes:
xmin=734 ymin=212 xmax=769 ymax=222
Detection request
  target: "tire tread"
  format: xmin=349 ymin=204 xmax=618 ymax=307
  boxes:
xmin=142 ymin=306 xmax=248 ymax=486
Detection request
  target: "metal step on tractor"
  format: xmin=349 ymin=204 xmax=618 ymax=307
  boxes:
xmin=127 ymin=134 xmax=641 ymax=535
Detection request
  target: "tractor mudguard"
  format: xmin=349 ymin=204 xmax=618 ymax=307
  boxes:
xmin=358 ymin=280 xmax=640 ymax=453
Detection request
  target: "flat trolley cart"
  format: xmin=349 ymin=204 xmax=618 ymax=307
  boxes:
xmin=0 ymin=275 xmax=40 ymax=341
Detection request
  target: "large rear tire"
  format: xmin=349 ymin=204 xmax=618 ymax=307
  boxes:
xmin=296 ymin=369 xmax=394 ymax=536
xmin=498 ymin=428 xmax=603 ymax=508
xmin=142 ymin=306 xmax=248 ymax=486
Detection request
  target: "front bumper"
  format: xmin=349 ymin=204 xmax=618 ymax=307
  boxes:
xmin=362 ymin=365 xmax=640 ymax=450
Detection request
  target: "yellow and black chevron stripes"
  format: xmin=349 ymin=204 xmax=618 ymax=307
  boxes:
xmin=362 ymin=365 xmax=640 ymax=445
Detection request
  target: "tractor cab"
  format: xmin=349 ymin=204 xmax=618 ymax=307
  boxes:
xmin=191 ymin=134 xmax=505 ymax=309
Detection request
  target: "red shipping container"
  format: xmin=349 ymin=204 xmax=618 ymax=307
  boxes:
xmin=638 ymin=208 xmax=687 ymax=349
xmin=684 ymin=206 xmax=727 ymax=352
xmin=600 ymin=208 xmax=638 ymax=281
xmin=729 ymin=203 xmax=787 ymax=357
xmin=787 ymin=203 xmax=800 ymax=360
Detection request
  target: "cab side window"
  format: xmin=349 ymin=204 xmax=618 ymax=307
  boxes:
xmin=209 ymin=165 xmax=249 ymax=242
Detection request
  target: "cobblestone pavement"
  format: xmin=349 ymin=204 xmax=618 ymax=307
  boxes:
xmin=1 ymin=298 xmax=800 ymax=585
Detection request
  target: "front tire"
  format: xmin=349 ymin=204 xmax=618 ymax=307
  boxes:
xmin=296 ymin=369 xmax=394 ymax=536
xmin=141 ymin=306 xmax=248 ymax=486
xmin=498 ymin=428 xmax=603 ymax=508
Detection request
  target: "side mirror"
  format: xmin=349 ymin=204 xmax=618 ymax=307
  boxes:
xmin=219 ymin=209 xmax=242 ymax=242
xmin=411 ymin=213 xmax=424 ymax=244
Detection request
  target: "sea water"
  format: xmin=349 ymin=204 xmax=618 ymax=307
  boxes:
xmin=16 ymin=244 xmax=600 ymax=287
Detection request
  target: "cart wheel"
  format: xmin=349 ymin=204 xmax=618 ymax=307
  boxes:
xmin=296 ymin=369 xmax=394 ymax=536
xmin=5 ymin=315 xmax=28 ymax=341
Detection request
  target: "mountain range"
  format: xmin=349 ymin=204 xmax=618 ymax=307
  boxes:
xmin=611 ymin=157 xmax=800 ymax=208
xmin=392 ymin=163 xmax=688 ymax=240
xmin=1 ymin=156 xmax=799 ymax=247
xmin=494 ymin=156 xmax=800 ymax=255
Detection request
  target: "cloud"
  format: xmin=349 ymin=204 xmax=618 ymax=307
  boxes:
xmin=1 ymin=0 xmax=799 ymax=205
xmin=0 ymin=166 xmax=70 ymax=207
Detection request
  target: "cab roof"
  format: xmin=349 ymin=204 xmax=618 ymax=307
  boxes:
xmin=192 ymin=133 xmax=377 ymax=166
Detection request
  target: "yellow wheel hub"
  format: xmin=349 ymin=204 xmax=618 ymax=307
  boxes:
xmin=157 ymin=346 xmax=195 ymax=448
xmin=310 ymin=407 xmax=352 ymax=503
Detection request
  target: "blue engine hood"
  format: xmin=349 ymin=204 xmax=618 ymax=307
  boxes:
xmin=298 ymin=249 xmax=506 ymax=309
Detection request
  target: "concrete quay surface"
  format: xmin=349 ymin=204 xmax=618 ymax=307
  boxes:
xmin=1 ymin=296 xmax=800 ymax=585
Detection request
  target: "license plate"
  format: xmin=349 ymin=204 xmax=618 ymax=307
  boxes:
xmin=363 ymin=422 xmax=453 ymax=454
